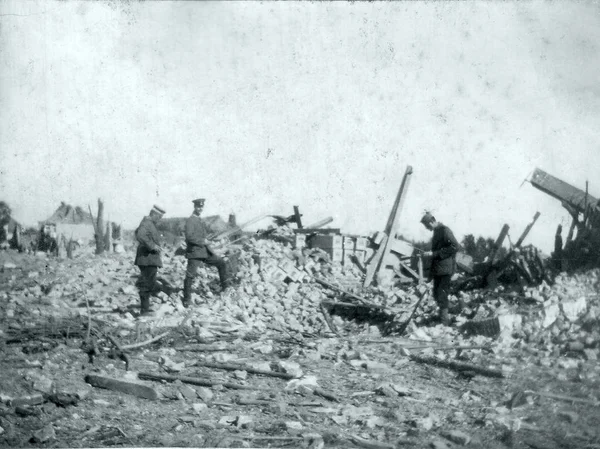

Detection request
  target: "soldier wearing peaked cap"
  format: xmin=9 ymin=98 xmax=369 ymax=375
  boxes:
xmin=182 ymin=198 xmax=231 ymax=307
xmin=420 ymin=211 xmax=460 ymax=326
xmin=134 ymin=205 xmax=166 ymax=315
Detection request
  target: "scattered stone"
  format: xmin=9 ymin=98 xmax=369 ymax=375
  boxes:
xmin=85 ymin=374 xmax=158 ymax=400
xmin=558 ymin=411 xmax=579 ymax=424
xmin=442 ymin=430 xmax=471 ymax=445
xmin=196 ymin=420 xmax=216 ymax=430
xmin=233 ymin=370 xmax=248 ymax=380
xmin=196 ymin=387 xmax=213 ymax=403
xmin=32 ymin=377 xmax=54 ymax=394
xmin=374 ymin=383 xmax=396 ymax=397
xmin=276 ymin=361 xmax=303 ymax=378
xmin=9 ymin=394 xmax=44 ymax=407
xmin=285 ymin=421 xmax=303 ymax=433
xmin=92 ymin=399 xmax=111 ymax=406
xmin=430 ymin=440 xmax=452 ymax=449
xmin=179 ymin=385 xmax=197 ymax=400
xmin=16 ymin=406 xmax=41 ymax=417
xmin=192 ymin=403 xmax=208 ymax=414
xmin=583 ymin=349 xmax=598 ymax=361
xmin=31 ymin=424 xmax=55 ymax=443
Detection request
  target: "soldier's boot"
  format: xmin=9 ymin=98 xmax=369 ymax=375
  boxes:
xmin=182 ymin=277 xmax=193 ymax=308
xmin=439 ymin=308 xmax=450 ymax=326
xmin=140 ymin=293 xmax=151 ymax=315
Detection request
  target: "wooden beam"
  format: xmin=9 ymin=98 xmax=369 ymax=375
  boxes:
xmin=362 ymin=234 xmax=389 ymax=287
xmin=514 ymin=212 xmax=540 ymax=248
xmin=364 ymin=165 xmax=413 ymax=287
xmin=488 ymin=224 xmax=509 ymax=265
xmin=398 ymin=261 xmax=420 ymax=280
xmin=293 ymin=206 xmax=303 ymax=229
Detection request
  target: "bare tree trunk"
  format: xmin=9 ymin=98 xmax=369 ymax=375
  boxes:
xmin=66 ymin=239 xmax=73 ymax=259
xmin=95 ymin=199 xmax=105 ymax=255
xmin=105 ymin=221 xmax=112 ymax=252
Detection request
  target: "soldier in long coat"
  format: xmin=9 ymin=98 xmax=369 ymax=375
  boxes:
xmin=182 ymin=198 xmax=230 ymax=307
xmin=421 ymin=212 xmax=460 ymax=326
xmin=134 ymin=205 xmax=166 ymax=315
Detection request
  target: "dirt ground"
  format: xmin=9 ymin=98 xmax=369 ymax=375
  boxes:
xmin=1 ymin=248 xmax=600 ymax=449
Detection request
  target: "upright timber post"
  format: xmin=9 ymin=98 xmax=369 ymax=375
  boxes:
xmin=488 ymin=224 xmax=510 ymax=266
xmin=514 ymin=212 xmax=540 ymax=248
xmin=363 ymin=165 xmax=413 ymax=287
xmin=293 ymin=206 xmax=303 ymax=229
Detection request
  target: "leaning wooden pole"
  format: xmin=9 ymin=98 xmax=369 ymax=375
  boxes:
xmin=514 ymin=212 xmax=540 ymax=249
xmin=363 ymin=165 xmax=413 ymax=287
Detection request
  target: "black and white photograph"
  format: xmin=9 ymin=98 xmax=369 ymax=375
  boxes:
xmin=1 ymin=1 xmax=599 ymax=448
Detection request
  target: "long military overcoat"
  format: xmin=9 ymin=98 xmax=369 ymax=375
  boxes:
xmin=185 ymin=214 xmax=211 ymax=259
xmin=430 ymin=224 xmax=460 ymax=276
xmin=134 ymin=216 xmax=163 ymax=267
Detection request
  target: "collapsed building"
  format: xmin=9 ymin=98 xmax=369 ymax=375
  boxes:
xmin=529 ymin=167 xmax=600 ymax=270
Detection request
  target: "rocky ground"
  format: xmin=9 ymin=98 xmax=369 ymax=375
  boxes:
xmin=1 ymin=237 xmax=600 ymax=449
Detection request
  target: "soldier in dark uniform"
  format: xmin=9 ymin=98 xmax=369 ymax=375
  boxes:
xmin=421 ymin=212 xmax=460 ymax=326
xmin=182 ymin=198 xmax=230 ymax=307
xmin=134 ymin=205 xmax=166 ymax=315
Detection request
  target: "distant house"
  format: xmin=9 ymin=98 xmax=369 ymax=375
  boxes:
xmin=40 ymin=202 xmax=95 ymax=242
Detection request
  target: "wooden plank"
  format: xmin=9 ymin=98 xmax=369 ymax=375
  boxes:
xmin=194 ymin=361 xmax=296 ymax=379
xmin=315 ymin=277 xmax=384 ymax=308
xmin=514 ymin=212 xmax=540 ymax=248
xmin=398 ymin=261 xmax=420 ymax=280
xmin=293 ymin=206 xmax=303 ymax=229
xmin=409 ymin=354 xmax=504 ymax=378
xmin=84 ymin=374 xmax=159 ymax=400
xmin=369 ymin=165 xmax=414 ymax=286
xmin=294 ymin=226 xmax=338 ymax=235
xmin=529 ymin=167 xmax=597 ymax=214
xmin=488 ymin=224 xmax=510 ymax=265
xmin=138 ymin=372 xmax=266 ymax=391
xmin=362 ymin=234 xmax=389 ymax=287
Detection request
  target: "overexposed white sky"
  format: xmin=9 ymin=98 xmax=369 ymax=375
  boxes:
xmin=1 ymin=1 xmax=599 ymax=253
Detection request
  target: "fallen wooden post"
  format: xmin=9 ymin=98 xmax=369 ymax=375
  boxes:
xmin=319 ymin=303 xmax=341 ymax=336
xmin=351 ymin=254 xmax=366 ymax=273
xmin=409 ymin=354 xmax=504 ymax=378
xmin=313 ymin=387 xmax=339 ymax=402
xmin=321 ymin=300 xmax=386 ymax=311
xmin=138 ymin=371 xmax=267 ymax=391
xmin=106 ymin=335 xmax=130 ymax=371
xmin=524 ymin=390 xmax=600 ymax=406
xmin=176 ymin=343 xmax=233 ymax=352
xmin=398 ymin=261 xmax=420 ymax=281
xmin=395 ymin=291 xmax=427 ymax=336
xmin=315 ymin=278 xmax=382 ymax=308
xmin=194 ymin=361 xmax=297 ymax=380
xmin=84 ymin=374 xmax=158 ymax=400
xmin=122 ymin=331 xmax=170 ymax=350
xmin=349 ymin=434 xmax=396 ymax=449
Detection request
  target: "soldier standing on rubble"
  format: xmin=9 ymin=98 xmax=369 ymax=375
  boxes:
xmin=421 ymin=212 xmax=460 ymax=326
xmin=182 ymin=198 xmax=231 ymax=307
xmin=134 ymin=205 xmax=166 ymax=316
